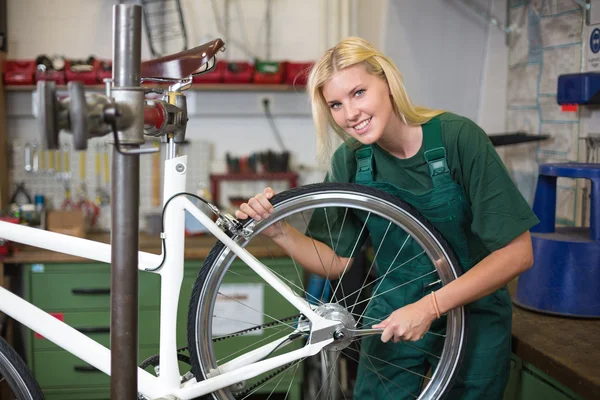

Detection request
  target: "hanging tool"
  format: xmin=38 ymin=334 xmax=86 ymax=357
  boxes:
xmin=32 ymin=142 xmax=39 ymax=173
xmin=10 ymin=181 xmax=33 ymax=206
xmin=39 ymin=148 xmax=46 ymax=174
xmin=59 ymin=145 xmax=76 ymax=210
xmin=141 ymin=0 xmax=188 ymax=58
xmin=24 ymin=142 xmax=33 ymax=173
xmin=77 ymin=150 xmax=100 ymax=227
xmin=94 ymin=143 xmax=110 ymax=206
xmin=151 ymin=141 xmax=161 ymax=207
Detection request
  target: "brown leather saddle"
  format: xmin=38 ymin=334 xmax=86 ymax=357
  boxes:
xmin=140 ymin=38 xmax=225 ymax=81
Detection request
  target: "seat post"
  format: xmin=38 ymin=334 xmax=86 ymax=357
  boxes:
xmin=166 ymin=136 xmax=178 ymax=160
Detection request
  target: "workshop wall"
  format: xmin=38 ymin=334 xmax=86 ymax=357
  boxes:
xmin=4 ymin=0 xmax=511 ymax=232
xmin=504 ymin=0 xmax=592 ymax=226
xmin=383 ymin=0 xmax=508 ymax=133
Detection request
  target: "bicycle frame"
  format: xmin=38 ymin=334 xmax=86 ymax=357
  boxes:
xmin=0 ymin=153 xmax=339 ymax=399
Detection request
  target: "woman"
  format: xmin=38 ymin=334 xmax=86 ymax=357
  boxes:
xmin=235 ymin=37 xmax=538 ymax=399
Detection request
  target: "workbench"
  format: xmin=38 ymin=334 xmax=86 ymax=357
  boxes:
xmin=1 ymin=234 xmax=598 ymax=399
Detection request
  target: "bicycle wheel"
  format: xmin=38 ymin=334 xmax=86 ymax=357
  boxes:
xmin=187 ymin=182 xmax=467 ymax=400
xmin=0 ymin=336 xmax=44 ymax=399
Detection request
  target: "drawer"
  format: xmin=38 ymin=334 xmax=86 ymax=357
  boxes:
xmin=521 ymin=368 xmax=578 ymax=400
xmin=42 ymin=387 xmax=110 ymax=400
xmin=29 ymin=263 xmax=160 ymax=310
xmin=207 ymin=258 xmax=305 ymax=370
xmin=32 ymin=309 xmax=159 ymax=351
xmin=34 ymin=346 xmax=159 ymax=389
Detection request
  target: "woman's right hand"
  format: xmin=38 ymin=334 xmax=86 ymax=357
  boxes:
xmin=234 ymin=187 xmax=283 ymax=238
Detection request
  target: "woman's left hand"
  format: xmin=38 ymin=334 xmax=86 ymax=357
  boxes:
xmin=372 ymin=296 xmax=438 ymax=343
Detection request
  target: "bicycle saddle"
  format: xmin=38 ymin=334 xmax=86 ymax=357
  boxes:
xmin=140 ymin=38 xmax=225 ymax=81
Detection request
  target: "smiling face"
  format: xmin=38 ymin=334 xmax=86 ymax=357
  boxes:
xmin=321 ymin=63 xmax=397 ymax=145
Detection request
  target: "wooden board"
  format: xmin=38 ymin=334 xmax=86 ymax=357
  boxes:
xmin=509 ymin=281 xmax=600 ymax=399
xmin=0 ymin=52 xmax=9 ymax=210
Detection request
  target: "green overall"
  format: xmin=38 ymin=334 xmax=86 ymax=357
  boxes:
xmin=352 ymin=117 xmax=513 ymax=399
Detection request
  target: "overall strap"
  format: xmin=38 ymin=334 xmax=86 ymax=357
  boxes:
xmin=355 ymin=145 xmax=374 ymax=183
xmin=423 ymin=116 xmax=453 ymax=187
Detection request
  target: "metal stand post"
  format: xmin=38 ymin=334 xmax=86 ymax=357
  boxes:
xmin=110 ymin=4 xmax=144 ymax=399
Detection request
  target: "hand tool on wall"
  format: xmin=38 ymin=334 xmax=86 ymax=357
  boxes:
xmin=141 ymin=0 xmax=188 ymax=58
xmin=77 ymin=150 xmax=100 ymax=227
xmin=151 ymin=141 xmax=160 ymax=207
xmin=24 ymin=142 xmax=32 ymax=173
xmin=10 ymin=181 xmax=32 ymax=206
xmin=94 ymin=143 xmax=110 ymax=206
xmin=59 ymin=145 xmax=76 ymax=210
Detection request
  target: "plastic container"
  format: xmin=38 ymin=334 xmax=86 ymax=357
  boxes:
xmin=223 ymin=61 xmax=254 ymax=84
xmin=65 ymin=58 xmax=99 ymax=85
xmin=3 ymin=60 xmax=36 ymax=85
xmin=253 ymin=61 xmax=284 ymax=84
xmin=284 ymin=62 xmax=314 ymax=86
xmin=35 ymin=68 xmax=66 ymax=84
xmin=97 ymin=60 xmax=112 ymax=82
xmin=192 ymin=60 xmax=226 ymax=84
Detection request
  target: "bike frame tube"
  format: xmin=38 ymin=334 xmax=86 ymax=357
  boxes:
xmin=0 ymin=154 xmax=338 ymax=399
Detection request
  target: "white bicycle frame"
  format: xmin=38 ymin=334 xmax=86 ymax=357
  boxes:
xmin=0 ymin=154 xmax=339 ymax=399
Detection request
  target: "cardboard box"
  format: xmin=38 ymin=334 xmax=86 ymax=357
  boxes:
xmin=47 ymin=210 xmax=86 ymax=238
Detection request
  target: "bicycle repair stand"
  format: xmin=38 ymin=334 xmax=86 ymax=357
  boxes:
xmin=35 ymin=4 xmax=225 ymax=399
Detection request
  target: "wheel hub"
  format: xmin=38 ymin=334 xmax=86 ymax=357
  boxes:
xmin=314 ymin=303 xmax=356 ymax=351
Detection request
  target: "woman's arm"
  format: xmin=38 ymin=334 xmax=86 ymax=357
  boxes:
xmin=374 ymin=230 xmax=534 ymax=343
xmin=268 ymin=221 xmax=353 ymax=279
xmin=435 ymin=230 xmax=533 ymax=314
xmin=235 ymin=187 xmax=353 ymax=279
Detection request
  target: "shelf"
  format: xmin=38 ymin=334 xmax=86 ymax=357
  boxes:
xmin=210 ymin=172 xmax=299 ymax=207
xmin=4 ymin=83 xmax=304 ymax=92
xmin=488 ymin=132 xmax=550 ymax=147
xmin=210 ymin=172 xmax=298 ymax=181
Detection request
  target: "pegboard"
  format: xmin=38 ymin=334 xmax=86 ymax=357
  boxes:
xmin=9 ymin=131 xmax=212 ymax=233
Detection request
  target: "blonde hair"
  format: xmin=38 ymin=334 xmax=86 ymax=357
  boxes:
xmin=307 ymin=36 xmax=445 ymax=166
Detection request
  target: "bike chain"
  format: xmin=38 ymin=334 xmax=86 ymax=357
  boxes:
xmin=213 ymin=314 xmax=303 ymax=342
xmin=170 ymin=314 xmax=305 ymax=399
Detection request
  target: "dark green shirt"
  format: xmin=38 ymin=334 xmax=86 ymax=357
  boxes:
xmin=322 ymin=112 xmax=539 ymax=255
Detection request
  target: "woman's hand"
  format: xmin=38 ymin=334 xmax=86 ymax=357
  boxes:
xmin=234 ymin=187 xmax=283 ymax=238
xmin=372 ymin=295 xmax=438 ymax=343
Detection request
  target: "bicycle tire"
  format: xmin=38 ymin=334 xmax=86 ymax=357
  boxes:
xmin=0 ymin=336 xmax=44 ymax=399
xmin=187 ymin=182 xmax=467 ymax=400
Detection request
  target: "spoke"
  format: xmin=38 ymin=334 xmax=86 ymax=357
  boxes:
xmin=264 ymin=360 xmax=294 ymax=400
xmin=356 ymin=234 xmax=411 ymax=323
xmin=215 ymin=326 xmax=290 ymax=364
xmin=348 ymin=220 xmax=393 ymax=316
xmin=328 ymin=212 xmax=372 ymax=304
xmin=401 ymin=341 xmax=441 ymax=360
xmin=351 ymin=270 xmax=437 ymax=310
xmin=283 ymin=362 xmax=303 ymax=400
xmin=267 ymin=222 xmax=310 ymax=302
xmin=300 ymin=211 xmax=337 ymax=298
xmin=323 ymin=207 xmax=349 ymax=304
xmin=216 ymin=292 xmax=303 ymax=334
xmin=313 ymin=351 xmax=342 ymax=400
xmin=213 ymin=315 xmax=295 ymax=332
xmin=345 ymin=345 xmax=431 ymax=380
xmin=237 ymin=359 xmax=305 ymax=400
xmin=334 ymin=250 xmax=428 ymax=307
xmin=225 ymin=268 xmax=324 ymax=307
xmin=345 ymin=343 xmax=419 ymax=399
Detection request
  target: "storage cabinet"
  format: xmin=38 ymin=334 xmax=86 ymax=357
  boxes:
xmin=22 ymin=258 xmax=303 ymax=399
xmin=503 ymin=355 xmax=585 ymax=400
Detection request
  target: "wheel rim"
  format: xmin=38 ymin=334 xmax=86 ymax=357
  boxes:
xmin=0 ymin=352 xmax=34 ymax=400
xmin=193 ymin=189 xmax=466 ymax=399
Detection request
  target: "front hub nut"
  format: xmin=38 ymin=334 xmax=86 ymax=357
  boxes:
xmin=333 ymin=329 xmax=345 ymax=341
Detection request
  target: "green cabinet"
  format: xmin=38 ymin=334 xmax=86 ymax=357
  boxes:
xmin=23 ymin=258 xmax=303 ymax=399
xmin=504 ymin=355 xmax=585 ymax=400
